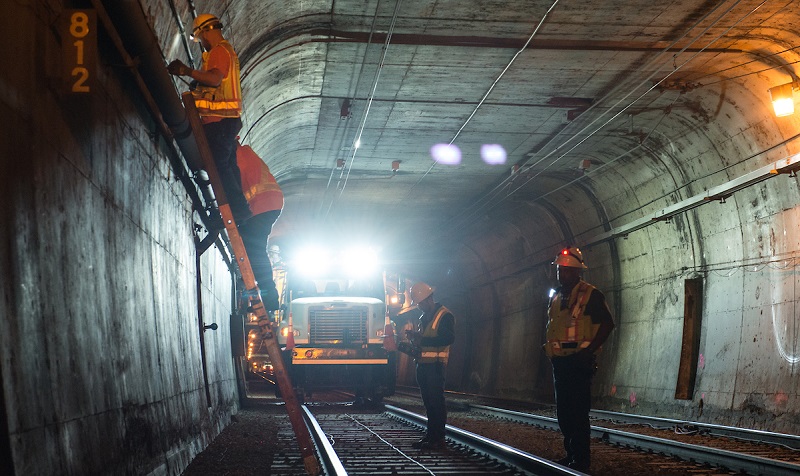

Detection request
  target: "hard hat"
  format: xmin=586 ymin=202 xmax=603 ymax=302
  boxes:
xmin=409 ymin=282 xmax=434 ymax=304
xmin=191 ymin=14 xmax=222 ymax=40
xmin=553 ymin=247 xmax=588 ymax=269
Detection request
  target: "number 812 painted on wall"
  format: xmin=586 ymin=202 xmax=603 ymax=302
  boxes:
xmin=64 ymin=10 xmax=96 ymax=94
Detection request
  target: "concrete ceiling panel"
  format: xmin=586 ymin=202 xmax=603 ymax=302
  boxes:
xmin=154 ymin=0 xmax=800 ymax=265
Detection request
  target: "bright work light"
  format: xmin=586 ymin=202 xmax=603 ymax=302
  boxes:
xmin=343 ymin=246 xmax=378 ymax=277
xmin=769 ymin=82 xmax=796 ymax=117
xmin=294 ymin=246 xmax=331 ymax=276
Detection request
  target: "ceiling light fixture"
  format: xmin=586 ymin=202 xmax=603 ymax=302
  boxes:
xmin=768 ymin=82 xmax=797 ymax=117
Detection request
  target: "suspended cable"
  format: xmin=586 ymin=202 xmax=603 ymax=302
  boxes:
xmin=507 ymin=0 xmax=763 ymax=194
xmin=402 ymin=0 xmax=562 ymax=201
xmin=442 ymin=0 xmax=762 ymax=236
xmin=446 ymin=0 xmax=747 ymax=231
xmin=322 ymin=0 xmax=405 ymax=220
xmin=319 ymin=0 xmax=385 ymax=216
xmin=444 ymin=1 xmax=746 ymax=233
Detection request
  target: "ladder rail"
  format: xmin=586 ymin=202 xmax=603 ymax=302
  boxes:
xmin=182 ymin=92 xmax=320 ymax=476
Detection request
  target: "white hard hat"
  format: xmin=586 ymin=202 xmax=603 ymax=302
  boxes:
xmin=409 ymin=282 xmax=434 ymax=304
xmin=191 ymin=14 xmax=222 ymax=41
xmin=553 ymin=247 xmax=588 ymax=269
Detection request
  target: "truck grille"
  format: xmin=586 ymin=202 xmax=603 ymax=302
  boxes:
xmin=309 ymin=306 xmax=368 ymax=344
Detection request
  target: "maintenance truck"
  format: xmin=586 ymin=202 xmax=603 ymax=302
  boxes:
xmin=276 ymin=246 xmax=399 ymax=403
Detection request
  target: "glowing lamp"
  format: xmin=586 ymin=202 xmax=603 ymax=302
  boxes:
xmin=769 ymin=83 xmax=796 ymax=117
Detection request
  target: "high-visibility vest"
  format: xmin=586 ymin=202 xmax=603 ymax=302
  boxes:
xmin=418 ymin=306 xmax=453 ymax=364
xmin=192 ymin=41 xmax=242 ymax=118
xmin=237 ymin=145 xmax=284 ymax=214
xmin=544 ymin=280 xmax=600 ymax=357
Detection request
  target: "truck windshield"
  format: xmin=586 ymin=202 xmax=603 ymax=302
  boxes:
xmin=288 ymin=275 xmax=385 ymax=301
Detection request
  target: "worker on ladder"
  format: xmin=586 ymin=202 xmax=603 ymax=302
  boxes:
xmin=236 ymin=140 xmax=284 ymax=311
xmin=168 ymin=13 xmax=252 ymax=225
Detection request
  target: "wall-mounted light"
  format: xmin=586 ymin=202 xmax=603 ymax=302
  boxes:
xmin=768 ymin=82 xmax=797 ymax=117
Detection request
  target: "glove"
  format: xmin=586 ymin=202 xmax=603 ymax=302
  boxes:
xmin=405 ymin=329 xmax=421 ymax=344
xmin=167 ymin=59 xmax=192 ymax=77
xmin=397 ymin=341 xmax=421 ymax=360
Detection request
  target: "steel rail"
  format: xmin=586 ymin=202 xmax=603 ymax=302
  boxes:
xmin=471 ymin=404 xmax=800 ymax=476
xmin=384 ymin=404 xmax=584 ymax=476
xmin=302 ymin=405 xmax=349 ymax=476
xmin=589 ymin=408 xmax=800 ymax=450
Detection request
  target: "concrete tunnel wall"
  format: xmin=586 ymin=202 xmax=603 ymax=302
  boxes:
xmin=424 ymin=81 xmax=800 ymax=434
xmin=2 ymin=4 xmax=239 ymax=475
xmin=4 ymin=1 xmax=800 ymax=474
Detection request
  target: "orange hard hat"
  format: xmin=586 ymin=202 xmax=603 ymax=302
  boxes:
xmin=553 ymin=247 xmax=588 ymax=268
xmin=409 ymin=282 xmax=434 ymax=304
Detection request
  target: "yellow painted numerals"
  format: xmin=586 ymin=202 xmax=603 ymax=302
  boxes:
xmin=64 ymin=10 xmax=96 ymax=94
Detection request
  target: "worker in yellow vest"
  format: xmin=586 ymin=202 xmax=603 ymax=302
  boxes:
xmin=236 ymin=141 xmax=284 ymax=311
xmin=168 ymin=14 xmax=251 ymax=224
xmin=545 ymin=247 xmax=615 ymax=472
xmin=405 ymin=282 xmax=455 ymax=451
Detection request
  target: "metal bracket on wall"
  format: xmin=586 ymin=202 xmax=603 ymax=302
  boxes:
xmin=585 ymin=152 xmax=800 ymax=247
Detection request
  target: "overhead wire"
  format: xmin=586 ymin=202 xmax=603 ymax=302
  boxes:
xmin=533 ymin=92 xmax=682 ymax=204
xmin=322 ymin=0 xmax=405 ymax=220
xmin=319 ymin=0 xmax=385 ymax=216
xmin=438 ymin=1 xmax=739 ymax=230
xmin=455 ymin=0 xmax=749 ymax=224
xmin=402 ymin=0 xmax=562 ymax=201
xmin=444 ymin=95 xmax=680 ymax=289
xmin=441 ymin=0 xmax=762 ymax=236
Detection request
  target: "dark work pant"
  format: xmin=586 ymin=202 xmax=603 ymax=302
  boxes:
xmin=238 ymin=210 xmax=281 ymax=309
xmin=416 ymin=362 xmax=447 ymax=441
xmin=552 ymin=352 xmax=595 ymax=466
xmin=203 ymin=118 xmax=251 ymax=222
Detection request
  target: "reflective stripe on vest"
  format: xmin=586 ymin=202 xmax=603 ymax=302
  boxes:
xmin=192 ymin=41 xmax=242 ymax=118
xmin=245 ymin=181 xmax=283 ymax=214
xmin=544 ymin=281 xmax=599 ymax=357
xmin=419 ymin=306 xmax=451 ymax=364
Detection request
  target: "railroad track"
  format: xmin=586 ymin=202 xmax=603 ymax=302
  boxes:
xmin=470 ymin=404 xmax=800 ymax=476
xmin=302 ymin=404 xmax=582 ymax=475
xmin=388 ymin=388 xmax=800 ymax=475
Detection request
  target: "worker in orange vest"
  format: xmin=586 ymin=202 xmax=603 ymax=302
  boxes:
xmin=168 ymin=14 xmax=251 ymax=224
xmin=545 ymin=247 xmax=615 ymax=472
xmin=236 ymin=141 xmax=284 ymax=311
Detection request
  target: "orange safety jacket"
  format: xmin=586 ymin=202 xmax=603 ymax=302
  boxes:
xmin=418 ymin=306 xmax=453 ymax=364
xmin=544 ymin=280 xmax=601 ymax=358
xmin=192 ymin=41 xmax=242 ymax=119
xmin=236 ymin=145 xmax=283 ymax=214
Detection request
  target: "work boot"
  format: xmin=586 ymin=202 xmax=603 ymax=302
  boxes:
xmin=411 ymin=437 xmax=429 ymax=449
xmin=555 ymin=456 xmax=572 ymax=466
xmin=263 ymin=288 xmax=281 ymax=311
xmin=419 ymin=439 xmax=446 ymax=450
xmin=568 ymin=460 xmax=589 ymax=472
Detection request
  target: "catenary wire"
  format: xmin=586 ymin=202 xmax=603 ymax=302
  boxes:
xmin=441 ymin=0 xmax=763 ymax=237
xmin=402 ymin=0 xmax=562 ymax=202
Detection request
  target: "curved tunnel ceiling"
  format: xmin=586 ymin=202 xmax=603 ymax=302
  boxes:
xmin=154 ymin=0 xmax=800 ymax=265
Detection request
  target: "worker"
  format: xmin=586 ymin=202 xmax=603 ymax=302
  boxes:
xmin=236 ymin=141 xmax=283 ymax=311
xmin=405 ymin=282 xmax=455 ymax=451
xmin=545 ymin=247 xmax=615 ymax=472
xmin=167 ymin=14 xmax=252 ymax=224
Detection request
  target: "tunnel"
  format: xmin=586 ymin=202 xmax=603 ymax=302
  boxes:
xmin=2 ymin=0 xmax=800 ymax=474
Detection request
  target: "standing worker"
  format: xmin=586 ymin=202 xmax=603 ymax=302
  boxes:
xmin=167 ymin=14 xmax=252 ymax=224
xmin=236 ymin=141 xmax=284 ymax=311
xmin=545 ymin=247 xmax=615 ymax=472
xmin=405 ymin=282 xmax=455 ymax=451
